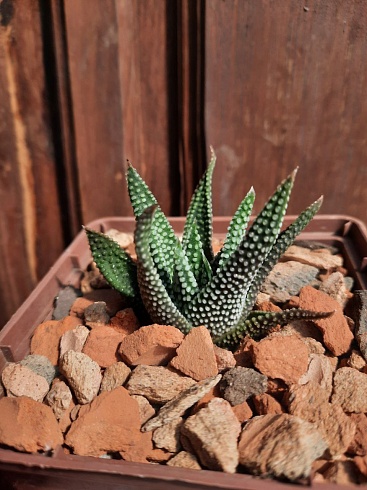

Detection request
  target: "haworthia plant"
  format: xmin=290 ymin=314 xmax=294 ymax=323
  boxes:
xmin=85 ymin=153 xmax=333 ymax=348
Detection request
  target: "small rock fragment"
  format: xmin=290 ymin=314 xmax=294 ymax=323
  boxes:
xmin=322 ymin=460 xmax=361 ymax=485
xmin=119 ymin=324 xmax=184 ymax=366
xmin=251 ymin=334 xmax=309 ymax=384
xmin=59 ymin=325 xmax=90 ymax=357
xmin=298 ymin=353 xmax=334 ymax=395
xmin=53 ymin=286 xmax=81 ymax=320
xmin=83 ymin=289 xmax=127 ymax=316
xmin=59 ymin=350 xmax=102 ymax=404
xmin=213 ymin=345 xmax=236 ymax=371
xmin=0 ymin=396 xmax=63 ymax=453
xmin=332 ymin=367 xmax=367 ymax=413
xmin=153 ymin=417 xmax=183 ymax=453
xmin=84 ymin=301 xmax=110 ymax=328
xmin=238 ymin=414 xmax=328 ymax=481
xmin=319 ymin=271 xmax=352 ymax=307
xmin=299 ymin=286 xmax=353 ymax=356
xmin=110 ymin=308 xmax=140 ymax=335
xmin=231 ymin=400 xmax=253 ymax=423
xmin=348 ymin=413 xmax=367 ymax=456
xmin=82 ymin=325 xmax=126 ymax=368
xmin=347 ymin=350 xmax=366 ymax=371
xmin=166 ymin=451 xmax=201 ymax=470
xmin=142 ymin=374 xmax=222 ymax=432
xmin=20 ymin=354 xmax=57 ymax=385
xmin=104 ymin=229 xmax=133 ymax=248
xmin=181 ymin=398 xmax=241 ymax=473
xmin=65 ymin=387 xmax=141 ymax=457
xmin=119 ymin=430 xmax=154 ymax=463
xmin=287 ymin=382 xmax=356 ymax=457
xmin=220 ymin=367 xmax=267 ymax=406
xmin=45 ymin=379 xmax=73 ymax=420
xmin=353 ymin=291 xmax=367 ymax=362
xmin=130 ymin=395 xmax=155 ymax=424
xmin=169 ymin=326 xmax=218 ymax=381
xmin=261 ymin=261 xmax=319 ymax=302
xmin=2 ymin=363 xmax=50 ymax=402
xmin=126 ymin=365 xmax=195 ymax=404
xmin=281 ymin=245 xmax=343 ymax=269
xmin=252 ymin=393 xmax=283 ymax=415
xmin=100 ymin=361 xmax=131 ymax=392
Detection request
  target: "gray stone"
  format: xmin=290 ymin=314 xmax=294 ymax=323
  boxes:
xmin=319 ymin=272 xmax=351 ymax=307
xmin=181 ymin=398 xmax=241 ymax=473
xmin=261 ymin=261 xmax=319 ymax=302
xmin=238 ymin=414 xmax=328 ymax=481
xmin=220 ymin=367 xmax=267 ymax=406
xmin=59 ymin=350 xmax=102 ymax=404
xmin=84 ymin=301 xmax=110 ymax=325
xmin=142 ymin=374 xmax=222 ymax=432
xmin=20 ymin=354 xmax=57 ymax=385
xmin=53 ymin=286 xmax=81 ymax=320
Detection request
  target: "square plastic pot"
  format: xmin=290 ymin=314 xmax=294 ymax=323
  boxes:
xmin=1 ymin=215 xmax=367 ymax=490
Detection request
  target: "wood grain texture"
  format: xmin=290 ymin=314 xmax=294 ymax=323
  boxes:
xmin=0 ymin=0 xmax=63 ymax=327
xmin=64 ymin=0 xmax=180 ymax=221
xmin=205 ymin=0 xmax=367 ymax=220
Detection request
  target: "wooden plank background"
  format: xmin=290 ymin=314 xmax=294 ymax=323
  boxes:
xmin=1 ymin=0 xmax=367 ymax=327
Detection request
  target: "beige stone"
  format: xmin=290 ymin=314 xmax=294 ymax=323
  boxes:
xmin=60 ymin=350 xmax=102 ymax=404
xmin=182 ymin=398 xmax=241 ymax=473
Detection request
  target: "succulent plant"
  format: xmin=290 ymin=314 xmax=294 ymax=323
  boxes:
xmin=85 ymin=150 xmax=332 ymax=348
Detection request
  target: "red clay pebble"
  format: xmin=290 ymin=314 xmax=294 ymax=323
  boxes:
xmin=298 ymin=285 xmax=353 ymax=356
xmin=170 ymin=326 xmax=218 ymax=381
xmin=82 ymin=325 xmax=126 ymax=368
xmin=30 ymin=316 xmax=81 ymax=365
xmin=65 ymin=387 xmax=141 ymax=457
xmin=251 ymin=334 xmax=309 ymax=384
xmin=0 ymin=396 xmax=63 ymax=453
xmin=119 ymin=324 xmax=184 ymax=366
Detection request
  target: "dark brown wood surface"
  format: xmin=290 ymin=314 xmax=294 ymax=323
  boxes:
xmin=1 ymin=0 xmax=367 ymax=327
xmin=205 ymin=0 xmax=367 ymax=217
xmin=0 ymin=0 xmax=64 ymax=327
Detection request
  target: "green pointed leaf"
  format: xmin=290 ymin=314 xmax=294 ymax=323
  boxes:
xmin=182 ymin=220 xmax=212 ymax=288
xmin=212 ymin=187 xmax=255 ymax=270
xmin=134 ymin=205 xmax=192 ymax=333
xmin=171 ymin=240 xmax=199 ymax=313
xmin=127 ymin=163 xmax=177 ymax=289
xmin=182 ymin=149 xmax=216 ymax=262
xmin=186 ymin=170 xmax=297 ymax=337
xmin=239 ymin=196 xmax=324 ymax=320
xmin=214 ymin=308 xmax=334 ymax=347
xmin=84 ymin=227 xmax=138 ymax=297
